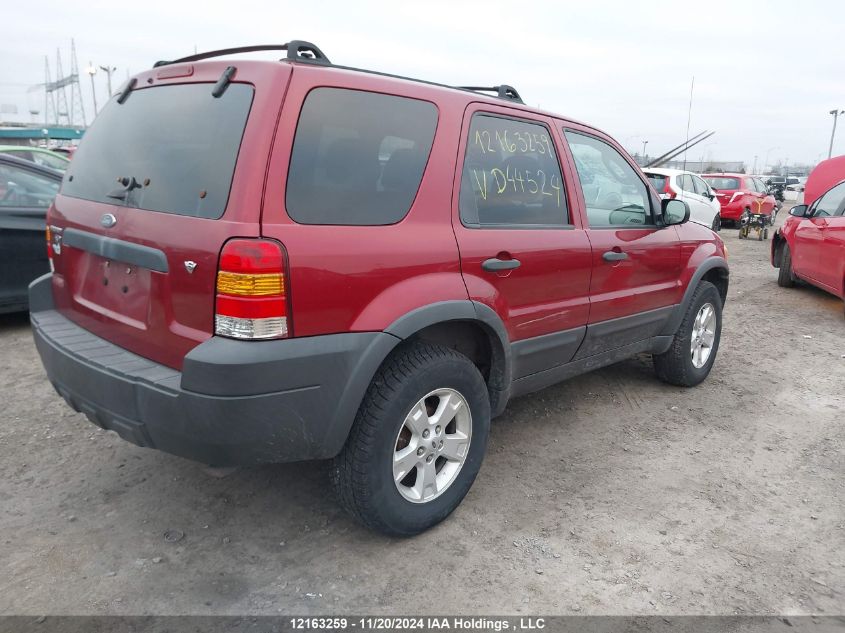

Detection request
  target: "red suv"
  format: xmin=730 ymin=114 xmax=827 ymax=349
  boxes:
xmin=772 ymin=159 xmax=845 ymax=314
xmin=30 ymin=41 xmax=729 ymax=535
xmin=701 ymin=173 xmax=776 ymax=223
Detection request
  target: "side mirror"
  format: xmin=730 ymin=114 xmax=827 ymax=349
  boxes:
xmin=789 ymin=204 xmax=809 ymax=217
xmin=662 ymin=198 xmax=690 ymax=225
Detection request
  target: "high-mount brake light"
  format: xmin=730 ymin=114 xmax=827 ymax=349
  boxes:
xmin=214 ymin=239 xmax=290 ymax=340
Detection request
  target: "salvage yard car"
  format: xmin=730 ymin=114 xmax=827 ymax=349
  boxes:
xmin=29 ymin=41 xmax=729 ymax=536
xmin=0 ymin=154 xmax=60 ymax=313
xmin=702 ymin=173 xmax=776 ymax=225
xmin=644 ymin=167 xmax=722 ymax=231
xmin=772 ymin=160 xmax=845 ymax=314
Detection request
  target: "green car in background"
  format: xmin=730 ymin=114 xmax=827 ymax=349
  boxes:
xmin=0 ymin=145 xmax=70 ymax=171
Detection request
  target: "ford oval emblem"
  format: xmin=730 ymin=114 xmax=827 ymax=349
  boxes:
xmin=100 ymin=213 xmax=117 ymax=228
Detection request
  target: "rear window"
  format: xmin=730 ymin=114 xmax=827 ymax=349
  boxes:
xmin=645 ymin=172 xmax=668 ymax=192
xmin=702 ymin=176 xmax=741 ymax=190
xmin=61 ymin=83 xmax=254 ymax=219
xmin=286 ymin=88 xmax=438 ymax=225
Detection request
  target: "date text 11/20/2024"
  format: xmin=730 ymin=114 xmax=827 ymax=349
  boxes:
xmin=290 ymin=617 xmax=547 ymax=630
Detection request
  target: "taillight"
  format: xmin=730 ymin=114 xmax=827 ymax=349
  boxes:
xmin=214 ymin=238 xmax=290 ymax=340
xmin=45 ymin=226 xmax=53 ymax=260
xmin=664 ymin=179 xmax=677 ymax=199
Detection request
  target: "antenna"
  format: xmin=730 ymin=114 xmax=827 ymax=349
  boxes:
xmin=682 ymin=76 xmax=694 ymax=172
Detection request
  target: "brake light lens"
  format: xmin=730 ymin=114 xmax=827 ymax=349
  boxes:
xmin=664 ymin=178 xmax=677 ymax=199
xmin=214 ymin=239 xmax=290 ymax=340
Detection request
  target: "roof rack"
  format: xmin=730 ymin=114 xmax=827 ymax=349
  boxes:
xmin=152 ymin=41 xmax=526 ymax=105
xmin=457 ymin=85 xmax=524 ymax=104
xmin=153 ymin=40 xmax=330 ymax=68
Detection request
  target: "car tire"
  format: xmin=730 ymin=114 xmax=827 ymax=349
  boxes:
xmin=711 ymin=216 xmax=721 ymax=232
xmin=331 ymin=341 xmax=490 ymax=536
xmin=777 ymin=243 xmax=796 ymax=288
xmin=654 ymin=281 xmax=722 ymax=387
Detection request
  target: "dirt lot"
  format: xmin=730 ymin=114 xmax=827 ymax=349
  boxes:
xmin=1 ymin=210 xmax=842 ymax=617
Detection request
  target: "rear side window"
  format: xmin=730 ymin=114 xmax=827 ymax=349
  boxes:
xmin=678 ymin=174 xmax=694 ymax=192
xmin=286 ymin=88 xmax=437 ymax=226
xmin=459 ymin=114 xmax=568 ymax=227
xmin=62 ymin=83 xmax=254 ymax=219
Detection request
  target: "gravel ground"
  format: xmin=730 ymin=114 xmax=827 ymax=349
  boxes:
xmin=0 ymin=210 xmax=842 ymax=617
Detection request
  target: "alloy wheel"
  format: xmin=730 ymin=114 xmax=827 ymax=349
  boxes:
xmin=392 ymin=388 xmax=472 ymax=504
xmin=690 ymin=302 xmax=717 ymax=369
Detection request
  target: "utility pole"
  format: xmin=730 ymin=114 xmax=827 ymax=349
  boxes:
xmin=641 ymin=140 xmax=648 ymax=163
xmin=753 ymin=155 xmax=758 ymax=174
xmin=829 ymin=109 xmax=844 ymax=159
xmin=86 ymin=63 xmax=98 ymax=116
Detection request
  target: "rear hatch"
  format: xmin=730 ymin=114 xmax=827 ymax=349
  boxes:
xmin=48 ymin=62 xmax=291 ymax=369
xmin=702 ymin=176 xmax=741 ymax=204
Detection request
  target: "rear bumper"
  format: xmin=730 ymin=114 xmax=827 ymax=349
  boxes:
xmin=29 ymin=274 xmax=398 ymax=465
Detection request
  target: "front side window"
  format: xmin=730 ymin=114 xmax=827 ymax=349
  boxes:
xmin=286 ymin=88 xmax=438 ymax=226
xmin=459 ymin=114 xmax=568 ymax=227
xmin=0 ymin=163 xmax=59 ymax=207
xmin=812 ymin=181 xmax=845 ymax=217
xmin=564 ymin=131 xmax=652 ymax=227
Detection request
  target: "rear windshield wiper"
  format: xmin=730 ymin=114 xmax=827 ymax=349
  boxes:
xmin=107 ymin=176 xmax=142 ymax=200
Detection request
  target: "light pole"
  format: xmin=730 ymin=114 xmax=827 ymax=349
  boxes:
xmin=764 ymin=146 xmax=779 ymax=174
xmin=641 ymin=140 xmax=649 ymax=161
xmin=99 ymin=65 xmax=117 ymax=97
xmin=85 ymin=63 xmax=98 ymax=116
xmin=829 ymin=109 xmax=844 ymax=159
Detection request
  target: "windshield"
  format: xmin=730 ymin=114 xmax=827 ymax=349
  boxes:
xmin=702 ymin=176 xmax=740 ymax=190
xmin=61 ymin=83 xmax=254 ymax=219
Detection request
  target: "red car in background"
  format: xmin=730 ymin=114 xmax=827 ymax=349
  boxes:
xmin=701 ymin=173 xmax=776 ymax=223
xmin=772 ymin=157 xmax=845 ymax=315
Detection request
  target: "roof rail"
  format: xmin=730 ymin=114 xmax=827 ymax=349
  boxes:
xmin=153 ymin=40 xmax=330 ymax=68
xmin=457 ymin=85 xmax=523 ymax=104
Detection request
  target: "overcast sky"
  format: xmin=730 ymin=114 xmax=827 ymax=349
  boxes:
xmin=1 ymin=0 xmax=843 ymax=170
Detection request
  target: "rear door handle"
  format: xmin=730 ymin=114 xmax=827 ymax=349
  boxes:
xmin=482 ymin=257 xmax=521 ymax=272
xmin=602 ymin=250 xmax=629 ymax=262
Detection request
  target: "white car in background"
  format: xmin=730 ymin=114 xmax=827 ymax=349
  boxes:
xmin=643 ymin=168 xmax=722 ymax=231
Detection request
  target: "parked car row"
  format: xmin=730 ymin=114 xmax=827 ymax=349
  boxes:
xmin=642 ymin=168 xmax=780 ymax=235
xmin=643 ymin=168 xmax=722 ymax=231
